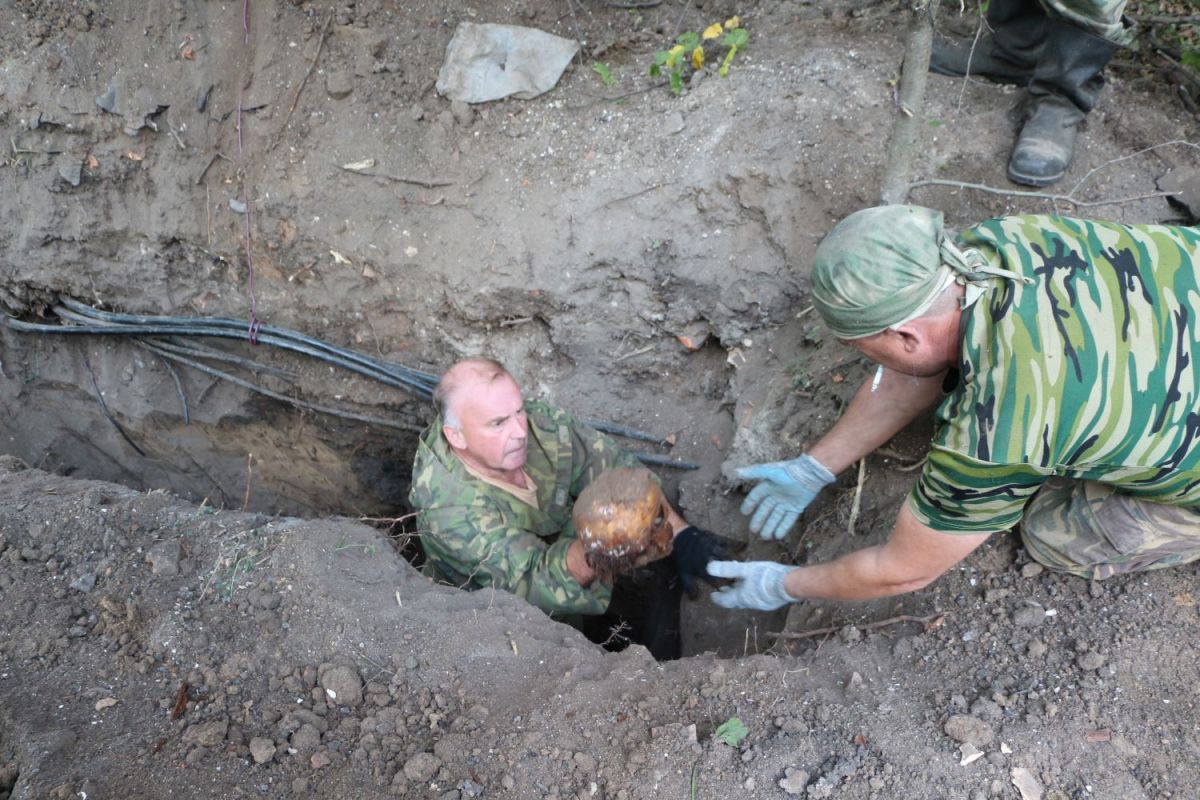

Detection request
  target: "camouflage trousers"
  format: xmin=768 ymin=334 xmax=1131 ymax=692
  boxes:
xmin=1020 ymin=478 xmax=1200 ymax=580
xmin=1041 ymin=0 xmax=1130 ymax=45
xmin=993 ymin=0 xmax=1131 ymax=47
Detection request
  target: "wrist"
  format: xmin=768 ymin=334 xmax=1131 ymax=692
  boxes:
xmin=780 ymin=566 xmax=804 ymax=601
xmin=785 ymin=454 xmax=836 ymax=487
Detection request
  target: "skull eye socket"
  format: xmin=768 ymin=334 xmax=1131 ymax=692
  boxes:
xmin=653 ymin=514 xmax=664 ymax=528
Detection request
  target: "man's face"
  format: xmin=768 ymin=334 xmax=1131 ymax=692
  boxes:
xmin=443 ymin=374 xmax=529 ymax=477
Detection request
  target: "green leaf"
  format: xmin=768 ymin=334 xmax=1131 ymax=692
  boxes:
xmin=677 ymin=31 xmax=701 ymax=49
xmin=648 ymin=63 xmax=661 ymax=78
xmin=669 ymin=71 xmax=683 ymax=95
xmin=1182 ymin=50 xmax=1200 ymax=70
xmin=714 ymin=717 xmax=748 ymax=746
xmin=592 ymin=61 xmax=615 ymax=86
xmin=722 ymin=28 xmax=749 ymax=47
xmin=928 ymin=119 xmax=943 ymax=128
xmin=653 ymin=50 xmax=671 ymax=65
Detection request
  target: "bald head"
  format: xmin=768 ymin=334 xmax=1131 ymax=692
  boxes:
xmin=435 ymin=358 xmax=514 ymax=430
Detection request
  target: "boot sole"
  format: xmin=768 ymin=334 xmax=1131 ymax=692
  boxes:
xmin=1007 ymin=163 xmax=1064 ymax=188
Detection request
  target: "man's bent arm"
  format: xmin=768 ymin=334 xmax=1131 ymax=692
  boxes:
xmin=782 ymin=504 xmax=992 ymax=601
xmin=809 ymin=367 xmax=945 ymax=475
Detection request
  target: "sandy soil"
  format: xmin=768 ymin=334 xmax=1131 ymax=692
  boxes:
xmin=1 ymin=0 xmax=1199 ymax=797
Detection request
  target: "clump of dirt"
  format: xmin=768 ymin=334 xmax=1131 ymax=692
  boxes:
xmin=2 ymin=0 xmax=1199 ymax=796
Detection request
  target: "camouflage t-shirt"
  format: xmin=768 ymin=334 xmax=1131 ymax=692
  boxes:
xmin=408 ymin=399 xmax=642 ymax=616
xmin=909 ymin=215 xmax=1200 ymax=533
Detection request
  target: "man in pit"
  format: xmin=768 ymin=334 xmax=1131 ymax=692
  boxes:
xmin=409 ymin=358 xmax=736 ymax=657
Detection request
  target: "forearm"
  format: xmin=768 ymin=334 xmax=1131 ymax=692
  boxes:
xmin=781 ymin=546 xmax=931 ymax=601
xmin=809 ymin=367 xmax=945 ymax=474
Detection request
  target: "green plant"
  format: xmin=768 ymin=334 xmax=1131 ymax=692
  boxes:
xmin=592 ymin=61 xmax=615 ymax=86
xmin=714 ymin=716 xmax=748 ymax=746
xmin=648 ymin=16 xmax=748 ymax=94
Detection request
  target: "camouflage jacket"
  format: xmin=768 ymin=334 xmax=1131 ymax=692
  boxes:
xmin=408 ymin=399 xmax=641 ymax=616
xmin=909 ymin=215 xmax=1200 ymax=532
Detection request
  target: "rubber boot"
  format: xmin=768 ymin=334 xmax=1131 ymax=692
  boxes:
xmin=1007 ymin=21 xmax=1121 ymax=188
xmin=930 ymin=0 xmax=1047 ymax=85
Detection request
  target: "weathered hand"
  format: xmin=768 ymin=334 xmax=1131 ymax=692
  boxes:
xmin=707 ymin=560 xmax=796 ymax=611
xmin=671 ymin=527 xmax=747 ymax=600
xmin=735 ymin=454 xmax=835 ymax=540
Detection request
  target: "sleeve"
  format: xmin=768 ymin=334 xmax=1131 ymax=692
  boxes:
xmin=417 ymin=498 xmax=612 ymax=617
xmin=907 ymin=444 xmax=1050 ymax=533
xmin=562 ymin=412 xmax=645 ymax=497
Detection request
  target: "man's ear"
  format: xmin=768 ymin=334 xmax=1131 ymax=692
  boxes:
xmin=443 ymin=424 xmax=466 ymax=450
xmin=893 ymin=324 xmax=922 ymax=354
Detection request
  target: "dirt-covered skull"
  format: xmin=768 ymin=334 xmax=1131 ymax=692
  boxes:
xmin=572 ymin=467 xmax=673 ymax=582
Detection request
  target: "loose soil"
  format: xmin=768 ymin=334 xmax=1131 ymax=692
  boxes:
xmin=1 ymin=1 xmax=1198 ymax=798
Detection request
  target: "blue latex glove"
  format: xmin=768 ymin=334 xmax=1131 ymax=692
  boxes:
xmin=735 ymin=454 xmax=835 ymax=540
xmin=707 ymin=561 xmax=796 ymax=611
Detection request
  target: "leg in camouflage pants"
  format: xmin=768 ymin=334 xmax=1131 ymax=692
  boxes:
xmin=1020 ymin=478 xmax=1200 ymax=580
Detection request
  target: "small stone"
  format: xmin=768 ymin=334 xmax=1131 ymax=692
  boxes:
xmin=944 ymin=715 xmax=995 ymax=746
xmin=959 ymin=743 xmax=984 ymax=765
xmin=145 ymin=540 xmax=181 ymax=576
xmin=56 ymin=155 xmax=82 ymax=186
xmin=1077 ymin=652 xmax=1106 ymax=671
xmin=1027 ymin=640 xmax=1048 ymax=657
xmin=409 ymin=104 xmax=425 ymax=122
xmin=250 ymin=737 xmax=275 ymax=764
xmin=310 ymin=751 xmax=332 ymax=769
xmin=290 ymin=723 xmax=321 ymax=754
xmin=1012 ymin=605 xmax=1045 ymax=627
xmin=182 ymin=719 xmax=228 ymax=748
xmin=662 ymin=111 xmax=685 ymax=135
xmin=778 ymin=767 xmax=809 ymax=795
xmin=326 ymin=71 xmax=354 ymax=99
xmin=1020 ymin=563 xmax=1044 ymax=578
xmin=319 ymin=665 xmax=363 ymax=707
xmin=403 ymin=752 xmax=442 ymax=782
xmin=70 ymin=573 xmax=97 ymax=593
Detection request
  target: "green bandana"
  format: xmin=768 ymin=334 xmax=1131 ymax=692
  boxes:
xmin=810 ymin=205 xmax=1032 ymax=339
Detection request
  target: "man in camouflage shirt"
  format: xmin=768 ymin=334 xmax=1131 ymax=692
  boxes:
xmin=709 ymin=206 xmax=1200 ymax=611
xmin=409 ymin=358 xmax=730 ymax=644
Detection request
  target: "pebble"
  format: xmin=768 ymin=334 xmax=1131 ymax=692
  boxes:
xmin=182 ymin=719 xmax=228 ymax=748
xmin=290 ymin=723 xmax=322 ymax=754
xmin=1077 ymin=652 xmax=1106 ymax=671
xmin=944 ymin=715 xmax=995 ymax=746
xmin=310 ymin=751 xmax=332 ymax=769
xmin=325 ymin=71 xmax=354 ymax=99
xmin=1020 ymin=563 xmax=1044 ymax=578
xmin=249 ymin=736 xmax=275 ymax=764
xmin=70 ymin=573 xmax=97 ymax=593
xmin=403 ymin=752 xmax=442 ymax=782
xmin=145 ymin=540 xmax=181 ymax=576
xmin=1027 ymin=640 xmax=1048 ymax=657
xmin=778 ymin=767 xmax=809 ymax=795
xmin=1012 ymin=605 xmax=1045 ymax=627
xmin=320 ymin=664 xmax=363 ymax=707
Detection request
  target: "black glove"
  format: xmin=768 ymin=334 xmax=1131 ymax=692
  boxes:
xmin=671 ymin=526 xmax=747 ymax=600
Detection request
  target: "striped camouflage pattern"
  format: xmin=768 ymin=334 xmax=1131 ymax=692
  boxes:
xmin=1020 ymin=477 xmax=1200 ymax=578
xmin=1043 ymin=0 xmax=1129 ymax=45
xmin=910 ymin=214 xmax=1200 ymax=533
xmin=409 ymin=399 xmax=642 ymax=617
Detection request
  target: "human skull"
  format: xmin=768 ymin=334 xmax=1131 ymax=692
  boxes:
xmin=572 ymin=467 xmax=673 ymax=582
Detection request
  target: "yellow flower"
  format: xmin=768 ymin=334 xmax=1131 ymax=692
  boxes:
xmin=724 ymin=16 xmax=741 ymax=30
xmin=702 ymin=23 xmax=723 ymax=40
xmin=692 ymin=46 xmax=705 ymax=69
xmin=666 ymin=43 xmax=685 ymax=67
